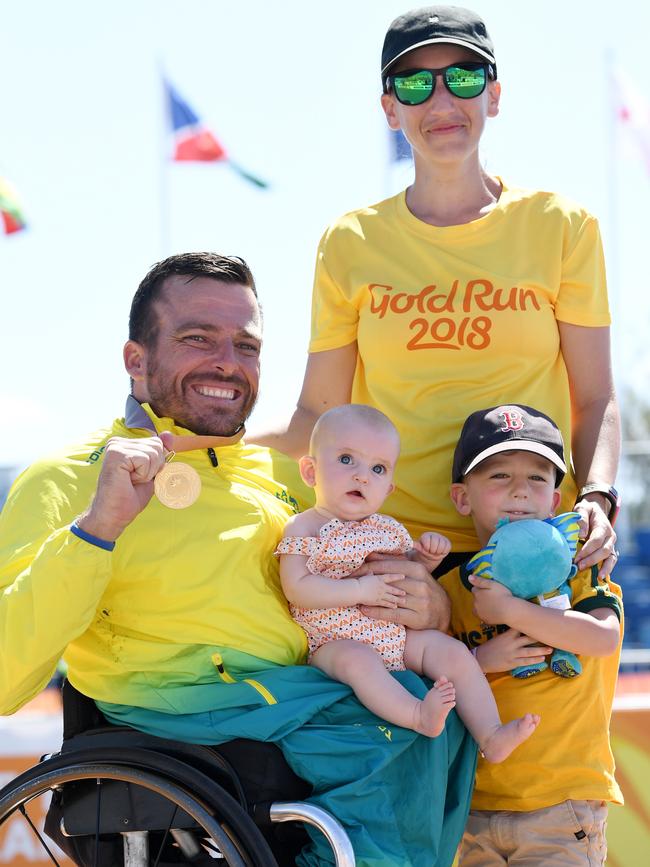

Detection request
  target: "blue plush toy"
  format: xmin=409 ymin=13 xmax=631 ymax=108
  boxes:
xmin=468 ymin=512 xmax=582 ymax=679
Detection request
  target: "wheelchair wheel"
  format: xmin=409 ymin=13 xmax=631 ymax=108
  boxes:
xmin=0 ymin=759 xmax=278 ymax=866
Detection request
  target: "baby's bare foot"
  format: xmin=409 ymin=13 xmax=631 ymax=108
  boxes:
xmin=480 ymin=713 xmax=541 ymax=763
xmin=413 ymin=676 xmax=456 ymax=737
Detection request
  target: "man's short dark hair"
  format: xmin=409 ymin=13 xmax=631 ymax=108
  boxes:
xmin=129 ymin=252 xmax=258 ymax=347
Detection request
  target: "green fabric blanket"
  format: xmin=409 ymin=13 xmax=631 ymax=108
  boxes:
xmin=98 ymin=663 xmax=477 ymax=866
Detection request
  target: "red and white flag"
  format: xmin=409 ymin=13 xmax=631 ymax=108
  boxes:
xmin=165 ymin=80 xmax=269 ymax=188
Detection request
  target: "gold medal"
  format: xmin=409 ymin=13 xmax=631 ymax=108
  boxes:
xmin=154 ymin=457 xmax=201 ymax=509
xmin=152 ymin=427 xmax=245 ymax=509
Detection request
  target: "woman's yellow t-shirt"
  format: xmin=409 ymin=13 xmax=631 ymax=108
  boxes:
xmin=310 ymin=184 xmax=611 ymax=549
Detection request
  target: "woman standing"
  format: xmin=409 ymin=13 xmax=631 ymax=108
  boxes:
xmin=258 ymin=5 xmax=619 ymax=578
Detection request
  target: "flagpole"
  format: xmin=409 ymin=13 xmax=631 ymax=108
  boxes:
xmin=605 ymin=49 xmax=622 ymax=399
xmin=159 ymin=64 xmax=171 ymax=257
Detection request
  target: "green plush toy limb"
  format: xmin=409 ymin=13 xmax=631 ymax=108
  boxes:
xmin=468 ymin=512 xmax=582 ymax=679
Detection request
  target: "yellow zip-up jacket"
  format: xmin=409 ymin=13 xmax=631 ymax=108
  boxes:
xmin=0 ymin=402 xmax=309 ymax=715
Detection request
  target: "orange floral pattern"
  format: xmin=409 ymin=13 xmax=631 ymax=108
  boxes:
xmin=276 ymin=514 xmax=412 ymax=671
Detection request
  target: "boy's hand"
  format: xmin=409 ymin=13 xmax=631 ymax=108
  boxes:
xmin=468 ymin=574 xmax=514 ymax=624
xmin=356 ymin=573 xmax=406 ymax=608
xmin=412 ymin=532 xmax=452 ymax=569
xmin=475 ymin=629 xmax=552 ymax=673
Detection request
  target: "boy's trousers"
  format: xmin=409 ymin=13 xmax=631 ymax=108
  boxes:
xmin=459 ymin=799 xmax=608 ymax=866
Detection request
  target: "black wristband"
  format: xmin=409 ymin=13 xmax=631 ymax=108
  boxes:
xmin=575 ymin=484 xmax=620 ymax=526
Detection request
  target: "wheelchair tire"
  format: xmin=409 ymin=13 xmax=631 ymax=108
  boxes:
xmin=0 ymin=761 xmax=278 ymax=866
xmin=8 ymin=746 xmax=278 ymax=864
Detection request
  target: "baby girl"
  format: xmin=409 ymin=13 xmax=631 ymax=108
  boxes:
xmin=276 ymin=404 xmax=539 ymax=761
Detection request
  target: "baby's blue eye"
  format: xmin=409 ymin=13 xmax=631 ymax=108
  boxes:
xmin=339 ymin=454 xmax=352 ymax=465
xmin=372 ymin=464 xmax=386 ymax=475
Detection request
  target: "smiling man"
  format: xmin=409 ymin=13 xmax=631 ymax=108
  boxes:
xmin=0 ymin=253 xmax=312 ymax=709
xmin=0 ymin=252 xmax=476 ymax=867
xmin=126 ymin=259 xmax=262 ymax=437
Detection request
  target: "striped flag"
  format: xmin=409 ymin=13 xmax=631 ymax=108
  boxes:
xmin=612 ymin=66 xmax=650 ymax=174
xmin=0 ymin=177 xmax=27 ymax=234
xmin=165 ymin=81 xmax=268 ymax=188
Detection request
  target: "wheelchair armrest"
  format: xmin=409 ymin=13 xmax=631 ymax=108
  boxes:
xmin=270 ymin=802 xmax=355 ymax=867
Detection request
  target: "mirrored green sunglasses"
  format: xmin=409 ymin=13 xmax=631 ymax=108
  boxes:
xmin=386 ymin=62 xmax=494 ymax=105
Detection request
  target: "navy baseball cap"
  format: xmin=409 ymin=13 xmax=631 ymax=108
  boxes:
xmin=452 ymin=405 xmax=567 ymax=485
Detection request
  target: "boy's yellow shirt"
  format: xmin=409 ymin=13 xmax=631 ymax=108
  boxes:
xmin=440 ymin=562 xmax=623 ymax=811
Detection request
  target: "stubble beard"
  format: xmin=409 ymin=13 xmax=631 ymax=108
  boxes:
xmin=145 ymin=366 xmax=258 ymax=436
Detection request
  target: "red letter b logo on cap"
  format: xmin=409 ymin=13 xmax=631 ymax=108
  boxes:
xmin=500 ymin=409 xmax=524 ymax=431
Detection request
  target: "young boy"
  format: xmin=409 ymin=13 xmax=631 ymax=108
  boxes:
xmin=441 ymin=403 xmax=623 ymax=866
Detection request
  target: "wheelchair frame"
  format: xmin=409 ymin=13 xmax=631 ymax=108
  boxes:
xmin=0 ymin=688 xmax=355 ymax=867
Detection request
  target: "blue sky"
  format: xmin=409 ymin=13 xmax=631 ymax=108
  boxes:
xmin=2 ymin=0 xmax=649 ymax=470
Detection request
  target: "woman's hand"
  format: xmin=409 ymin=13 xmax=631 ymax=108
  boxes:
xmin=558 ymin=322 xmax=620 ymax=579
xmin=574 ymin=497 xmax=617 ymax=578
xmin=353 ymin=556 xmax=451 ymax=631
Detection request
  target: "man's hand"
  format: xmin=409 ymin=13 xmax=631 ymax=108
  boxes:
xmin=574 ymin=498 xmax=617 ymax=578
xmin=475 ymin=629 xmax=552 ymax=673
xmin=76 ymin=435 xmax=167 ymax=542
xmin=354 ymin=556 xmax=451 ymax=630
xmin=468 ymin=574 xmax=514 ymax=625
xmin=412 ymin=531 xmax=452 ymax=571
xmin=356 ymin=573 xmax=406 ymax=608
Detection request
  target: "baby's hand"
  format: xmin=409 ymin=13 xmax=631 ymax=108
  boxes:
xmin=412 ymin=532 xmax=452 ymax=569
xmin=356 ymin=573 xmax=406 ymax=608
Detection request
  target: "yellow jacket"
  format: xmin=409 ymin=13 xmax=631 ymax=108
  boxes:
xmin=0 ymin=401 xmax=308 ymax=714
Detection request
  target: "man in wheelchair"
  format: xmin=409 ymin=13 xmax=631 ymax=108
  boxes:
xmin=0 ymin=253 xmax=477 ymax=866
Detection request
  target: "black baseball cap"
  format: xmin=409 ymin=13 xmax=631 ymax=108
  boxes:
xmin=452 ymin=405 xmax=567 ymax=485
xmin=381 ymin=5 xmax=496 ymax=79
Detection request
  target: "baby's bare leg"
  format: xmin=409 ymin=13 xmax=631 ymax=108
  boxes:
xmin=311 ymin=639 xmax=455 ymax=737
xmin=404 ymin=630 xmax=540 ymax=762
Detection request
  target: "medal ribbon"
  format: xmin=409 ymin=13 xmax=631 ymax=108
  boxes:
xmin=125 ymin=396 xmax=245 ymax=509
xmin=124 ymin=395 xmax=245 ymax=451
